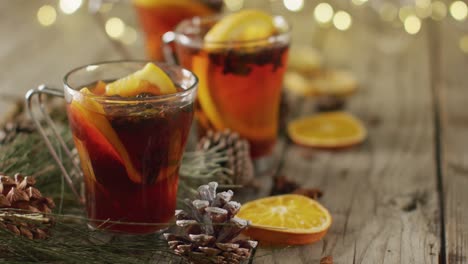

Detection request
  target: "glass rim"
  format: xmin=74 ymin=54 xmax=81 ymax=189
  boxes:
xmin=63 ymin=60 xmax=198 ymax=104
xmin=173 ymin=14 xmax=291 ymax=48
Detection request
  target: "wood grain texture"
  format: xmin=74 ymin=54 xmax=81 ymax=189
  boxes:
xmin=436 ymin=20 xmax=468 ymax=264
xmin=253 ymin=25 xmax=441 ymax=263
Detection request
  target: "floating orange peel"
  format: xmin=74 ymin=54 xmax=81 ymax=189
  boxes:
xmin=287 ymin=111 xmax=366 ymax=148
xmin=237 ymin=194 xmax=332 ymax=245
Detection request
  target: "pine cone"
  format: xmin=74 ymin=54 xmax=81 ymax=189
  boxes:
xmin=164 ymin=182 xmax=257 ymax=264
xmin=197 ymin=130 xmax=254 ymax=186
xmin=0 ymin=173 xmax=55 ymax=239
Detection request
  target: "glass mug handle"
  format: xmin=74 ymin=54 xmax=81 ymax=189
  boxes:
xmin=25 ymin=85 xmax=84 ymax=204
xmin=88 ymin=0 xmax=133 ymax=59
xmin=162 ymin=31 xmax=177 ymax=65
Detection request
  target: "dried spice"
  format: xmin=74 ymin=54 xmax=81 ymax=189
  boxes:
xmin=208 ymin=46 xmax=289 ymax=76
xmin=320 ymin=255 xmax=333 ymax=264
xmin=271 ymin=175 xmax=323 ymax=200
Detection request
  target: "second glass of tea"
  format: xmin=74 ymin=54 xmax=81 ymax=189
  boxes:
xmin=133 ymin=0 xmax=223 ymax=60
xmin=169 ymin=12 xmax=291 ymax=159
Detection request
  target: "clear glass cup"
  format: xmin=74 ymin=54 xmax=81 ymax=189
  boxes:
xmin=133 ymin=0 xmax=223 ymax=60
xmin=165 ymin=15 xmax=291 ymax=160
xmin=26 ymin=61 xmax=198 ymax=234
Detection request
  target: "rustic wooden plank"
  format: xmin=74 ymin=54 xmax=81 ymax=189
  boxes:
xmin=254 ymin=25 xmax=441 ymax=263
xmin=436 ymin=20 xmax=468 ymax=264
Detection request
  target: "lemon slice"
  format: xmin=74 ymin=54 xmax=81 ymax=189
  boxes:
xmin=204 ymin=9 xmax=276 ymax=44
xmin=106 ymin=63 xmax=177 ymax=97
xmin=288 ymin=111 xmax=366 ymax=148
xmin=237 ymin=194 xmax=332 ymax=245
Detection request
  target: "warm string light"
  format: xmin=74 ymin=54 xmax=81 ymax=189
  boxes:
xmin=37 ymin=5 xmax=57 ymax=26
xmin=450 ymin=1 xmax=468 ymax=21
xmin=105 ymin=17 xmax=125 ymax=39
xmin=59 ymin=0 xmax=82 ymax=15
xmin=460 ymin=35 xmax=468 ymax=54
xmin=283 ymin=0 xmax=304 ymax=12
xmin=224 ymin=0 xmax=244 ymax=11
xmin=404 ymin=15 xmax=421 ymax=34
xmin=333 ymin=11 xmax=352 ymax=31
xmin=314 ymin=3 xmax=334 ymax=24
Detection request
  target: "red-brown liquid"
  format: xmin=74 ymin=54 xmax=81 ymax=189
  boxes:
xmin=134 ymin=1 xmax=222 ymax=60
xmin=176 ymin=43 xmax=289 ymax=158
xmin=67 ymin=87 xmax=193 ymax=233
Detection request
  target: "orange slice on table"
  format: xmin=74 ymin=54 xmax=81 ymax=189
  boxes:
xmin=106 ymin=63 xmax=176 ymax=97
xmin=237 ymin=194 xmax=332 ymax=245
xmin=287 ymin=111 xmax=366 ymax=148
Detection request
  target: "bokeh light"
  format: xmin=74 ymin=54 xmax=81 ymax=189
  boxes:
xmin=415 ymin=0 xmax=431 ymax=8
xmin=431 ymin=1 xmax=447 ymax=20
xmin=404 ymin=15 xmax=421 ymax=34
xmin=460 ymin=35 xmax=468 ymax=54
xmin=59 ymin=0 xmax=82 ymax=15
xmin=399 ymin=6 xmax=415 ymax=22
xmin=314 ymin=3 xmax=334 ymax=24
xmin=120 ymin=26 xmax=138 ymax=45
xmin=105 ymin=17 xmax=125 ymax=39
xmin=224 ymin=0 xmax=244 ymax=11
xmin=333 ymin=11 xmax=352 ymax=31
xmin=283 ymin=0 xmax=304 ymax=12
xmin=450 ymin=1 xmax=468 ymax=21
xmin=37 ymin=5 xmax=57 ymax=26
xmin=351 ymin=0 xmax=367 ymax=6
xmin=379 ymin=3 xmax=398 ymax=22
xmin=99 ymin=3 xmax=114 ymax=13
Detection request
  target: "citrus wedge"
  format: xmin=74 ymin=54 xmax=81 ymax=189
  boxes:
xmin=288 ymin=111 xmax=366 ymax=148
xmin=193 ymin=56 xmax=226 ymax=131
xmin=106 ymin=63 xmax=176 ymax=97
xmin=310 ymin=70 xmax=358 ymax=97
xmin=71 ymin=88 xmax=143 ymax=183
xmin=204 ymin=9 xmax=276 ymax=44
xmin=237 ymin=194 xmax=332 ymax=245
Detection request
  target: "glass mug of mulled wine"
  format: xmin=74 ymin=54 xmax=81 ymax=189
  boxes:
xmin=26 ymin=61 xmax=198 ymax=233
xmin=163 ymin=11 xmax=291 ymax=160
xmin=89 ymin=0 xmax=224 ymax=60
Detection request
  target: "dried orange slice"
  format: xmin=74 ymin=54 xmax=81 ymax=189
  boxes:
xmin=237 ymin=194 xmax=332 ymax=245
xmin=204 ymin=9 xmax=276 ymax=45
xmin=106 ymin=63 xmax=176 ymax=97
xmin=287 ymin=111 xmax=366 ymax=148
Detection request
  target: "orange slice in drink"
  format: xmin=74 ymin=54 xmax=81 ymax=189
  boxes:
xmin=237 ymin=194 xmax=332 ymax=245
xmin=106 ymin=63 xmax=176 ymax=97
xmin=71 ymin=88 xmax=143 ymax=183
xmin=287 ymin=112 xmax=366 ymax=148
xmin=192 ymin=56 xmax=226 ymax=131
xmin=204 ymin=9 xmax=276 ymax=47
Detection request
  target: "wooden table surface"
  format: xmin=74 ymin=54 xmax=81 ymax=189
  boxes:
xmin=1 ymin=1 xmax=467 ymax=263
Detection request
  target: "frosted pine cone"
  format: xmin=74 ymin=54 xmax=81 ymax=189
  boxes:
xmin=197 ymin=130 xmax=254 ymax=186
xmin=0 ymin=173 xmax=55 ymax=239
xmin=164 ymin=182 xmax=257 ymax=264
